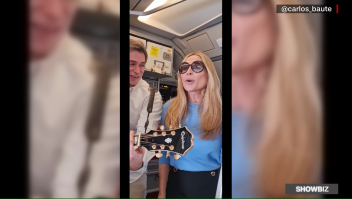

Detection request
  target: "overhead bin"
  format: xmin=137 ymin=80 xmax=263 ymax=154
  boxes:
xmin=187 ymin=33 xmax=215 ymax=53
xmin=172 ymin=23 xmax=222 ymax=59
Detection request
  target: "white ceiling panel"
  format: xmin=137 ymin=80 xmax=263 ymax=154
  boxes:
xmin=135 ymin=0 xmax=221 ymax=37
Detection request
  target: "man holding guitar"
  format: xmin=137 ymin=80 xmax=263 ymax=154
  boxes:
xmin=129 ymin=39 xmax=163 ymax=198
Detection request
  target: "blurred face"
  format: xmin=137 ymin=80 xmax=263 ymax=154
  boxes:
xmin=232 ymin=0 xmax=277 ymax=71
xmin=180 ymin=55 xmax=208 ymax=93
xmin=30 ymin=0 xmax=77 ymax=60
xmin=130 ymin=50 xmax=146 ymax=87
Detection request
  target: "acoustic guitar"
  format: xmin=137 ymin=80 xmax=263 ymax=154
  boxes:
xmin=134 ymin=125 xmax=194 ymax=160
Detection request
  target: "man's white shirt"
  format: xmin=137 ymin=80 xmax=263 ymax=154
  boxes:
xmin=130 ymin=79 xmax=162 ymax=183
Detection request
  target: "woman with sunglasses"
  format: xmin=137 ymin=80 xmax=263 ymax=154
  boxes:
xmin=232 ymin=0 xmax=322 ymax=198
xmin=157 ymin=52 xmax=222 ymax=198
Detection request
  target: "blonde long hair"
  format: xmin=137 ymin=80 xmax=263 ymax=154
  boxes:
xmin=254 ymin=0 xmax=322 ymax=197
xmin=164 ymin=52 xmax=222 ymax=140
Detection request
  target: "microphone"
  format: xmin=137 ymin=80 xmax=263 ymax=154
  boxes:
xmin=144 ymin=86 xmax=156 ymax=134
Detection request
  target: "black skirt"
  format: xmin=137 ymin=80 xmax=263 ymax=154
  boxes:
xmin=166 ymin=166 xmax=221 ymax=198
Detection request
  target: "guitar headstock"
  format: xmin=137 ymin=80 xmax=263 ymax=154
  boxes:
xmin=134 ymin=125 xmax=194 ymax=159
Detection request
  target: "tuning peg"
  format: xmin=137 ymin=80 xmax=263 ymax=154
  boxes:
xmin=166 ymin=151 xmax=170 ymax=158
xmin=160 ymin=145 xmax=165 ymax=150
xmin=174 ymin=154 xmax=181 ymax=160
xmin=162 ymin=131 xmax=166 ymax=136
xmin=169 ymin=145 xmax=174 ymax=150
xmin=156 ymin=151 xmax=163 ymax=158
xmin=153 ymin=132 xmax=158 ymax=136
xmin=152 ymin=145 xmax=156 ymax=149
xmin=171 ymin=131 xmax=175 ymax=136
xmin=169 ymin=125 xmax=173 ymax=130
xmin=160 ymin=125 xmax=165 ymax=131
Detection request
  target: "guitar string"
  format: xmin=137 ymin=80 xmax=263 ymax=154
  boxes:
xmin=134 ymin=133 xmax=173 ymax=137
xmin=138 ymin=141 xmax=176 ymax=150
xmin=139 ymin=141 xmax=171 ymax=147
xmin=133 ymin=137 xmax=174 ymax=145
xmin=134 ymin=134 xmax=173 ymax=138
xmin=138 ymin=142 xmax=181 ymax=156
xmin=135 ymin=136 xmax=174 ymax=145
xmin=134 ymin=133 xmax=180 ymax=147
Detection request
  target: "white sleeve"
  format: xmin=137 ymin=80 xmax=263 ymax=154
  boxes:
xmin=130 ymin=91 xmax=162 ymax=183
xmin=82 ymin=76 xmax=120 ymax=198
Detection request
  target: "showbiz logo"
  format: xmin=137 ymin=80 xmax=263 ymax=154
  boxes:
xmin=296 ymin=186 xmax=329 ymax=193
xmin=285 ymin=184 xmax=338 ymax=194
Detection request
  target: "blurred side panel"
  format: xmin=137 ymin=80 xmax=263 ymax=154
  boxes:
xmin=29 ymin=0 xmax=120 ymax=198
xmin=231 ymin=0 xmax=323 ymax=198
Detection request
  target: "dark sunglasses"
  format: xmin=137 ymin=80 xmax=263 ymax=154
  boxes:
xmin=179 ymin=61 xmax=206 ymax=74
xmin=232 ymin=0 xmax=266 ymax=15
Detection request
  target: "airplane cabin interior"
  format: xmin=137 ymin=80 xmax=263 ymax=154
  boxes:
xmin=129 ymin=0 xmax=222 ymax=197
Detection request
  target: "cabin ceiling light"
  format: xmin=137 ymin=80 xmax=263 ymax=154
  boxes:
xmin=138 ymin=0 xmax=168 ymax=21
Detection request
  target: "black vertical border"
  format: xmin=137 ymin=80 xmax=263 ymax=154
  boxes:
xmin=0 ymin=0 xmax=28 ymax=197
xmin=324 ymin=0 xmax=352 ymax=198
xmin=119 ymin=0 xmax=130 ymax=198
xmin=222 ymin=0 xmax=233 ymax=198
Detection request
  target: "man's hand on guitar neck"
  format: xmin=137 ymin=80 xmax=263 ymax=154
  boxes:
xmin=130 ymin=130 xmax=146 ymax=171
